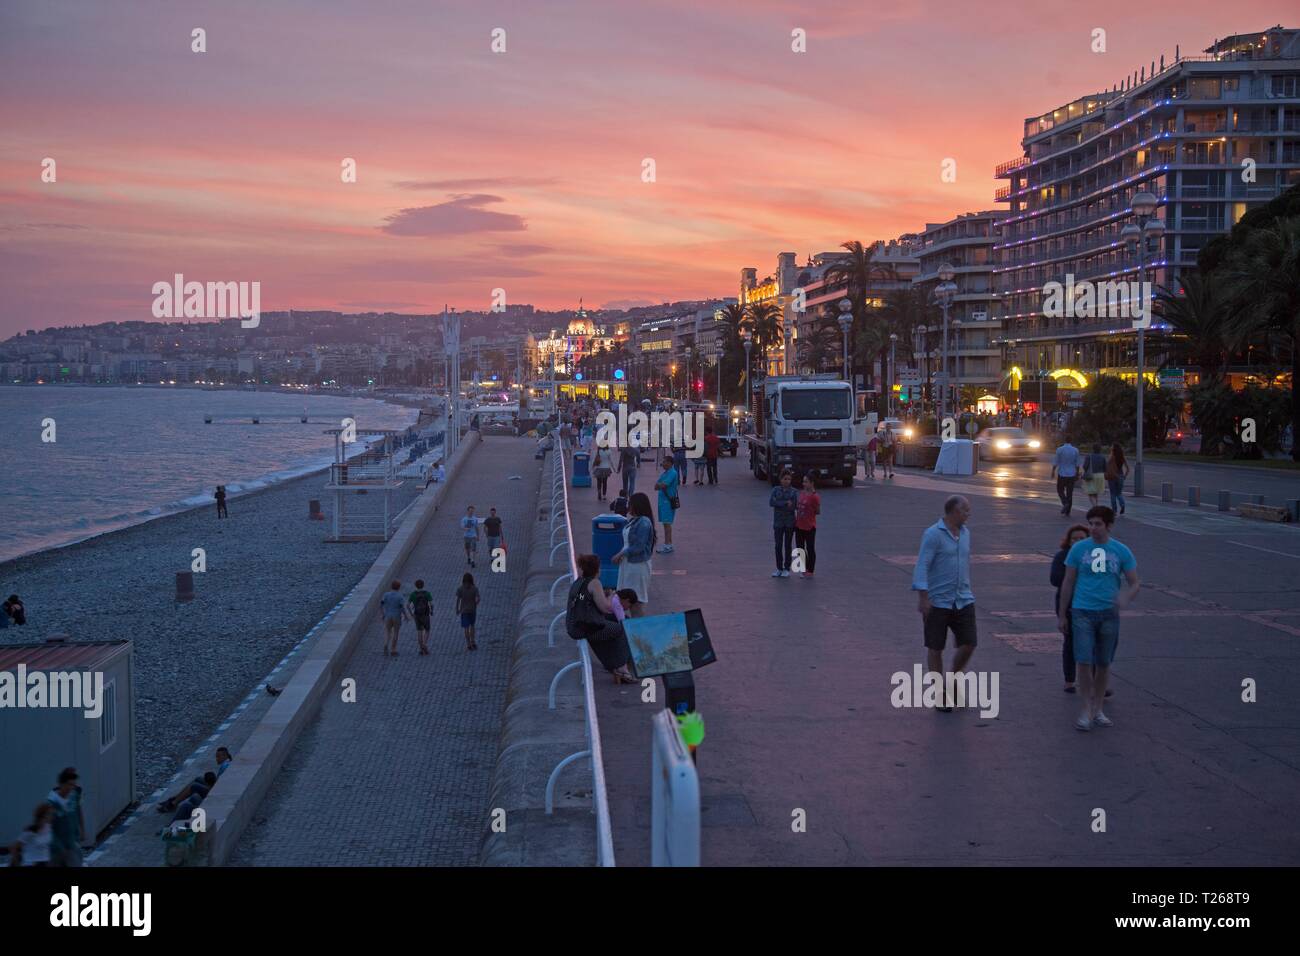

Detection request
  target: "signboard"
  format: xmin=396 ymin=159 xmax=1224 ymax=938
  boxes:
xmin=898 ymin=367 xmax=922 ymax=386
xmin=1159 ymin=368 xmax=1185 ymax=389
xmin=970 ymin=311 xmax=987 ymax=322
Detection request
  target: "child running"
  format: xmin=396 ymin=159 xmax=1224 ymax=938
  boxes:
xmin=408 ymin=579 xmax=434 ymax=655
xmin=455 ymin=572 xmax=480 ymax=651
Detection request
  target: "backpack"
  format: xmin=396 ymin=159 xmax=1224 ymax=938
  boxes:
xmin=410 ymin=591 xmax=432 ymax=616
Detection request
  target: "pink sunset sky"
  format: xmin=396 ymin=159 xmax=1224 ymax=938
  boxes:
xmin=0 ymin=0 xmax=1290 ymax=336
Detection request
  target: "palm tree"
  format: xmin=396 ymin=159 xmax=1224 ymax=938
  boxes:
xmin=878 ymin=285 xmax=940 ymax=367
xmin=1154 ymin=273 xmax=1233 ymax=385
xmin=797 ymin=324 xmax=839 ymax=373
xmin=823 ymin=240 xmax=899 ymax=385
xmin=1221 ymin=216 xmax=1300 ymax=459
xmin=745 ymin=300 xmax=782 ymax=377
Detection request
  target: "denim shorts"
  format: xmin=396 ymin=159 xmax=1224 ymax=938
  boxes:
xmin=1071 ymin=607 xmax=1120 ymax=666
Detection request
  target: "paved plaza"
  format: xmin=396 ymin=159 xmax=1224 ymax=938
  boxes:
xmin=227 ymin=438 xmax=539 ymax=866
xmin=569 ymin=452 xmax=1300 ymax=866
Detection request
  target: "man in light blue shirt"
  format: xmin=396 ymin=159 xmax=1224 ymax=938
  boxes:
xmin=1051 ymin=440 xmax=1081 ymax=515
xmin=912 ymin=495 xmax=976 ymax=710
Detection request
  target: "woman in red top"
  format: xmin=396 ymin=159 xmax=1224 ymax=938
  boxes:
xmin=794 ymin=473 xmax=821 ymax=578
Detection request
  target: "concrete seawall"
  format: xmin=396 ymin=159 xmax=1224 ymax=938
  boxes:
xmin=479 ymin=449 xmax=597 ymax=866
xmin=201 ymin=432 xmax=481 ymax=865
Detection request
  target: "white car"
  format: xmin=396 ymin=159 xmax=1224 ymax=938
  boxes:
xmin=974 ymin=426 xmax=1042 ymax=461
xmin=876 ymin=418 xmax=915 ymax=440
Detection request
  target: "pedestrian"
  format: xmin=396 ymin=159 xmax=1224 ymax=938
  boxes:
xmin=613 ymin=492 xmax=655 ymax=614
xmin=47 ymin=768 xmax=85 ymax=867
xmin=703 ymin=426 xmax=721 ymax=485
xmin=1050 ymin=437 xmax=1081 ymax=516
xmin=10 ymin=803 xmax=55 ymax=867
xmin=214 ymin=485 xmax=228 ymax=518
xmin=424 ymin=460 xmax=446 ymax=488
xmin=654 ymin=455 xmax=679 ymax=553
xmin=1051 ymin=524 xmax=1090 ymax=693
xmin=1105 ymin=443 xmax=1129 ymax=515
xmin=610 ymin=489 xmax=630 ymax=517
xmin=566 ymin=554 xmax=636 ymax=683
xmin=911 ymin=495 xmax=977 ymax=712
xmin=880 ymin=424 xmax=897 ymax=478
xmin=483 ymin=507 xmax=505 ymax=559
xmin=692 ymin=451 xmax=707 ymax=485
xmin=864 ymin=432 xmax=879 ymax=479
xmin=591 ymin=444 xmax=614 ymax=500
xmin=769 ymin=469 xmax=798 ymax=578
xmin=795 ymin=472 xmax=820 ymax=578
xmin=461 ymin=505 xmax=481 ymax=567
xmin=408 ymin=579 xmax=434 ymax=655
xmin=673 ymin=444 xmax=687 ymax=485
xmin=1057 ymin=506 xmax=1140 ymax=731
xmin=379 ymin=580 xmax=408 ymax=656
xmin=455 ymin=573 xmax=480 ymax=650
xmin=1081 ymin=442 xmax=1107 ymax=508
xmin=617 ymin=442 xmax=639 ymax=497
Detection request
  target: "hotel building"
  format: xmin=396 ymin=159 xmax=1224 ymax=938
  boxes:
xmin=993 ymin=25 xmax=1300 ymax=394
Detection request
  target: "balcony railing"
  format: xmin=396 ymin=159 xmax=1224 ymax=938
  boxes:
xmin=996 ymin=156 xmax=1029 ymax=177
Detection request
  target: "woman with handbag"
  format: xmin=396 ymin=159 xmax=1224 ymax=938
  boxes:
xmin=591 ymin=444 xmax=614 ymax=501
xmin=654 ymin=455 xmax=679 ymax=554
xmin=614 ymin=492 xmax=655 ymax=615
xmin=1105 ymin=443 xmax=1129 ymax=515
xmin=566 ymin=554 xmax=635 ymax=683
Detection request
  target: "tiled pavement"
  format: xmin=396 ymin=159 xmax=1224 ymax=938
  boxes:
xmin=228 ymin=437 xmax=540 ymax=865
xmin=569 ymin=454 xmax=1300 ymax=866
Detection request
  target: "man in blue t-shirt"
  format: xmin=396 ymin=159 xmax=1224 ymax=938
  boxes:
xmin=1057 ymin=505 xmax=1140 ymax=732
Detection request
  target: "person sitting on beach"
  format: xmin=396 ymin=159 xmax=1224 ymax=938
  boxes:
xmin=156 ymin=746 xmax=233 ymax=814
xmin=3 ymin=594 xmax=27 ymax=626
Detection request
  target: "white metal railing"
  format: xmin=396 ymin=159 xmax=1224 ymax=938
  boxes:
xmin=651 ymin=709 xmax=700 ymax=867
xmin=542 ymin=436 xmax=616 ymax=867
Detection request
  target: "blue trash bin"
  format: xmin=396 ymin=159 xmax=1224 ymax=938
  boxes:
xmin=572 ymin=451 xmax=592 ymax=487
xmin=592 ymin=513 xmax=627 ymax=589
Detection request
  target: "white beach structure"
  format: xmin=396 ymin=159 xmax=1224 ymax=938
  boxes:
xmin=322 ymin=427 xmax=405 ymax=542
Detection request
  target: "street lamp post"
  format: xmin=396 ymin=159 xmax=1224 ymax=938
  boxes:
xmin=837 ymin=298 xmax=853 ymax=386
xmin=888 ymin=333 xmax=898 ymax=417
xmin=1121 ymin=190 xmax=1165 ymax=498
xmin=741 ymin=327 xmax=753 ymax=417
xmin=935 ymin=264 xmax=957 ymax=423
xmin=913 ymin=324 xmax=928 ymax=418
xmin=715 ymin=340 xmax=725 ymax=411
xmin=952 ymin=318 xmax=963 ymax=417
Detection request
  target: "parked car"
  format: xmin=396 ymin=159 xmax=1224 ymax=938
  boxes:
xmin=974 ymin=426 xmax=1042 ymax=461
xmin=876 ymin=418 xmax=915 ymax=440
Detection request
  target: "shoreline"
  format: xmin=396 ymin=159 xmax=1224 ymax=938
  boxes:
xmin=0 ymin=388 xmax=432 ymax=569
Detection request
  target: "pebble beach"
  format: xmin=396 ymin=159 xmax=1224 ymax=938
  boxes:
xmin=0 ymin=468 xmax=422 ymax=795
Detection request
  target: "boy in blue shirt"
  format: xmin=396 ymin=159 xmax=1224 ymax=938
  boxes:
xmin=1057 ymin=506 xmax=1140 ymax=732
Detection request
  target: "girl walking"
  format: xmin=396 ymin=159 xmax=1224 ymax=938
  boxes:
xmin=794 ymin=473 xmax=821 ymax=578
xmin=613 ymin=492 xmax=655 ymax=615
xmin=591 ymin=444 xmax=613 ymax=501
xmin=1050 ymin=524 xmax=1090 ymax=693
xmin=1105 ymin=443 xmax=1129 ymax=515
xmin=455 ymin=573 xmax=480 ymax=651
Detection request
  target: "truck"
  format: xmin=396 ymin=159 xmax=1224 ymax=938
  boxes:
xmin=743 ymin=375 xmax=865 ymax=487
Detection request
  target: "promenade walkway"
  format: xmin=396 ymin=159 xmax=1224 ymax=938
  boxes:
xmin=567 ymin=454 xmax=1300 ymax=866
xmin=227 ymin=437 xmax=539 ymax=865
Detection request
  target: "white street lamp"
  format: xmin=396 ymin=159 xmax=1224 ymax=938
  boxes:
xmin=1124 ymin=190 xmax=1164 ymax=497
xmin=837 ymin=298 xmax=853 ymax=384
xmin=934 ymin=267 xmax=957 ymax=422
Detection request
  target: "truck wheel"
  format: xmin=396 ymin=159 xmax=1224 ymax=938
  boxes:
xmin=841 ymin=476 xmax=854 ymax=488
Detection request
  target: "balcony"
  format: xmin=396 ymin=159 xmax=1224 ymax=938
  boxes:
xmin=996 ymin=156 xmax=1029 ymax=177
xmin=994 ymin=185 xmax=1011 ymax=201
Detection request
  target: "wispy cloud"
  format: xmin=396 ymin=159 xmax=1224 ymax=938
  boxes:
xmin=394 ymin=177 xmax=557 ymax=191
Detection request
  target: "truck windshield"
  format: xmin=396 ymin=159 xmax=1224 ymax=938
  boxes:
xmin=780 ymin=388 xmax=850 ymax=420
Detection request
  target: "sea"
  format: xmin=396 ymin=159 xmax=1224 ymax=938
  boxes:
xmin=0 ymin=386 xmax=421 ymax=564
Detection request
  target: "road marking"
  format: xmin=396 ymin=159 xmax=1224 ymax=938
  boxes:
xmin=1227 ymin=540 xmax=1300 ymax=560
xmin=878 ymin=553 xmax=1052 ymax=566
xmin=1243 ymin=614 xmax=1300 ymax=638
xmin=994 ymin=632 xmax=1060 ymax=652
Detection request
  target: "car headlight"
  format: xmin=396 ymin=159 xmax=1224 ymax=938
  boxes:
xmin=1028 ymin=439 xmax=1041 ymax=448
xmin=903 ymin=428 xmax=914 ymax=439
xmin=995 ymin=440 xmax=1011 ymax=449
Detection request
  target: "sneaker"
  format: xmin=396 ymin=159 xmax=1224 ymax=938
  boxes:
xmin=779 ymin=570 xmax=790 ymax=578
xmin=803 ymin=571 xmax=814 ymax=577
xmin=771 ymin=570 xmax=782 ymax=578
xmin=1074 ymin=715 xmax=1092 ymax=732
xmin=1093 ymin=712 xmax=1113 ymax=728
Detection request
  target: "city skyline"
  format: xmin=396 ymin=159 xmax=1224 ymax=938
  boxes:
xmin=1 ymin=0 xmax=1290 ymax=338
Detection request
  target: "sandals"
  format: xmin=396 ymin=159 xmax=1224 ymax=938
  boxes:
xmin=611 ymin=669 xmax=637 ymax=684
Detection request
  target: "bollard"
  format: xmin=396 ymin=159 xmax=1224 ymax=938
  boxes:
xmin=176 ymin=571 xmax=195 ymax=603
xmin=1187 ymin=486 xmax=1200 ymax=507
xmin=309 ymin=499 xmax=323 ymax=520
xmin=1161 ymin=481 xmax=1173 ymax=503
xmin=1218 ymin=490 xmax=1231 ymax=512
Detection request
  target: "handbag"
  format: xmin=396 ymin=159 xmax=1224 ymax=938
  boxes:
xmin=670 ymin=496 xmax=680 ymax=509
xmin=566 ymin=579 xmax=608 ymax=637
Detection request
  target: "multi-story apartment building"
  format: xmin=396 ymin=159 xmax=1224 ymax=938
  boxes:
xmin=994 ymin=26 xmax=1300 ymax=393
xmin=914 ymin=211 xmax=1006 ymax=395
